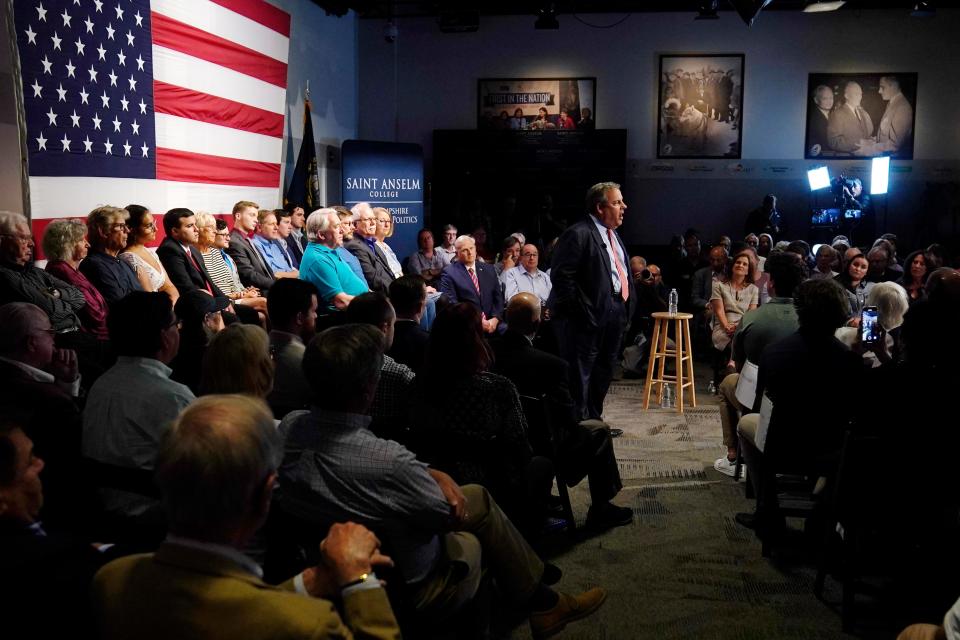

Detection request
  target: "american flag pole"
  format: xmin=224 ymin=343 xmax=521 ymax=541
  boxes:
xmin=6 ymin=0 xmax=32 ymax=220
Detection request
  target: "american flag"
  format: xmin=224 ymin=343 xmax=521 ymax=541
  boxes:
xmin=13 ymin=0 xmax=290 ymax=253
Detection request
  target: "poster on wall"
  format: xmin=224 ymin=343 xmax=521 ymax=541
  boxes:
xmin=341 ymin=140 xmax=423 ymax=262
xmin=804 ymin=73 xmax=917 ymax=160
xmin=656 ymin=53 xmax=744 ymax=159
xmin=477 ymin=78 xmax=596 ymax=130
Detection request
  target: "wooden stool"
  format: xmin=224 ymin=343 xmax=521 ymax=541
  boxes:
xmin=642 ymin=312 xmax=696 ymax=413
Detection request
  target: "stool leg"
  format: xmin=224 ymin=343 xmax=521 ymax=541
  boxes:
xmin=674 ymin=318 xmax=684 ymax=413
xmin=683 ymin=318 xmax=697 ymax=408
xmin=655 ymin=322 xmax=669 ymax=405
xmin=642 ymin=319 xmax=662 ymax=410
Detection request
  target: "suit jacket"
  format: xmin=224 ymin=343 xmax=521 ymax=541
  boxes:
xmin=806 ymin=108 xmax=830 ymax=156
xmin=156 ymin=238 xmax=225 ymax=299
xmin=344 ymin=237 xmax=394 ymax=294
xmin=878 ymin=92 xmax=913 ymax=155
xmin=548 ymin=217 xmax=636 ymax=329
xmin=827 ymin=104 xmax=874 ymax=154
xmin=387 ymin=319 xmax=430 ymax=374
xmin=437 ymin=261 xmax=504 ymax=323
xmin=285 ymin=235 xmax=304 ymax=268
xmin=92 ymin=542 xmax=400 ymax=640
xmin=225 ymin=229 xmax=276 ymax=292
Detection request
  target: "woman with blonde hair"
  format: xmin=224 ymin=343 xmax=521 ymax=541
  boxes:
xmin=42 ymin=218 xmax=110 ymax=339
xmin=194 ymin=211 xmax=267 ymax=316
xmin=120 ymin=204 xmax=180 ymax=304
xmin=373 ymin=207 xmax=403 ymax=278
xmin=200 ymin=324 xmax=274 ymax=398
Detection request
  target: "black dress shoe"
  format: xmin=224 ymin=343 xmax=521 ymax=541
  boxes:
xmin=608 ymin=428 xmax=624 ymax=438
xmin=586 ymin=503 xmax=634 ymax=530
xmin=542 ymin=562 xmax=563 ymax=586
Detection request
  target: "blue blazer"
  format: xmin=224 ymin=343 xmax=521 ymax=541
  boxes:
xmin=438 ymin=261 xmax=504 ymax=325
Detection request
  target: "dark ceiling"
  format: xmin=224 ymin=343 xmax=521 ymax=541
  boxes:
xmin=311 ymin=1 xmax=951 ymax=20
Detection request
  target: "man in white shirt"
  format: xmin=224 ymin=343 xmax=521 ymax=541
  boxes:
xmin=504 ymin=242 xmax=552 ymax=307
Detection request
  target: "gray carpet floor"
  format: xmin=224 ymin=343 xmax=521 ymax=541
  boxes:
xmin=497 ymin=365 xmax=891 ymax=640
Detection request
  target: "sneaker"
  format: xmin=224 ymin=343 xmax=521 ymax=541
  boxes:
xmin=530 ymin=587 xmax=607 ymax=639
xmin=713 ymin=456 xmax=738 ymax=477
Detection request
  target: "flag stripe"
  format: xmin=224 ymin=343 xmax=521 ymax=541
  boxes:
xmin=153 ymin=81 xmax=284 ymax=137
xmin=156 ymin=113 xmax=282 ymax=164
xmin=152 ymin=11 xmax=287 ymax=89
xmin=156 ymin=147 xmax=280 ymax=187
xmin=29 ymin=176 xmax=280 ymax=218
xmin=153 ymin=45 xmax=285 ymax=115
xmin=207 ymin=0 xmax=292 ymax=37
xmin=152 ymin=0 xmax=289 ymax=63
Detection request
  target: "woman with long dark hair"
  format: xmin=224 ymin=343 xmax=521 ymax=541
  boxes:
xmin=835 ymin=251 xmax=873 ymax=324
xmin=898 ymin=249 xmax=930 ymax=305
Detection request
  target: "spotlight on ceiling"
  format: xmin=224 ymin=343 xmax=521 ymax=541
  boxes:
xmin=695 ymin=0 xmax=720 ymax=20
xmin=911 ymin=1 xmax=935 ymax=16
xmin=535 ymin=3 xmax=560 ymax=29
xmin=803 ymin=1 xmax=847 ymax=12
xmin=729 ymin=0 xmax=773 ymax=26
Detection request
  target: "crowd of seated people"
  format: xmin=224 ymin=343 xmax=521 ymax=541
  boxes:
xmin=6 ymin=193 xmax=960 ymax=638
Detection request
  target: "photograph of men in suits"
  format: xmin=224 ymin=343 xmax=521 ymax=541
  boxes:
xmin=438 ymin=235 xmax=504 ymax=334
xmin=827 ymin=81 xmax=874 ymax=155
xmin=548 ymin=182 xmax=636 ymax=421
xmin=806 ymin=84 xmax=834 ymax=157
xmin=876 ymin=75 xmax=914 ymax=156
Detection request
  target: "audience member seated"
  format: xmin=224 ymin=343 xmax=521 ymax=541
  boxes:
xmin=1 ymin=418 xmax=120 ymax=639
xmin=333 ymin=206 xmax=367 ymax=282
xmin=438 ymin=224 xmax=458 ymax=265
xmin=876 ymin=236 xmax=904 ymax=274
xmin=503 ymin=242 xmax=552 ymax=307
xmin=866 ymin=243 xmax=899 ymax=283
xmin=195 ymin=214 xmax=268 ymax=316
xmin=42 ymin=219 xmax=109 ymax=340
xmin=82 ymin=292 xmax=195 ymax=513
xmin=405 ymin=228 xmax=445 ymax=284
xmin=409 ymin=302 xmax=553 ymax=537
xmin=835 ymin=251 xmax=873 ymax=323
xmin=835 ymin=281 xmax=907 ymax=368
xmin=0 ymin=303 xmax=84 ymax=528
xmin=276 ymin=208 xmax=302 ymax=269
xmin=709 ymin=251 xmax=759 ymax=387
xmin=120 ymin=205 xmax=180 ymax=304
xmin=299 ymin=209 xmax=368 ymax=312
xmin=736 ymin=279 xmax=863 ymax=539
xmin=438 ymin=235 xmax=504 ymax=335
xmin=691 ymin=246 xmax=728 ymax=350
xmin=373 ymin=207 xmax=404 ymax=279
xmin=387 ymin=275 xmax=430 ymax=374
xmin=712 ymin=252 xmax=801 ymax=477
xmin=493 ymin=293 xmax=632 ymax=531
xmin=495 ymin=235 xmax=522 ymax=279
xmin=810 ymin=244 xmax=839 ymax=280
xmin=92 ymin=394 xmax=401 ymax=639
xmin=200 ymin=324 xmax=274 ymax=400
xmin=898 ymin=249 xmax=930 ymax=305
xmin=169 ymin=291 xmax=230 ymax=394
xmin=227 ymin=200 xmax=277 ymax=293
xmin=344 ymin=292 xmax=416 ymax=442
xmin=80 ymin=206 xmax=143 ymax=303
xmin=624 ymin=263 xmax=667 ymax=366
xmin=252 ymin=209 xmax=299 ymax=280
xmin=267 ymin=278 xmax=319 ymax=418
xmin=285 ymin=202 xmax=308 ymax=264
xmin=280 ymin=324 xmax=606 ymax=632
xmin=156 ymin=208 xmax=227 ymax=301
xmin=345 ymin=203 xmax=395 ymax=294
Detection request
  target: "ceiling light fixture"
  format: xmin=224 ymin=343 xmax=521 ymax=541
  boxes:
xmin=803 ymin=1 xmax=847 ymax=12
xmin=535 ymin=3 xmax=560 ymax=29
xmin=695 ymin=0 xmax=720 ymax=20
xmin=911 ymin=1 xmax=935 ymax=16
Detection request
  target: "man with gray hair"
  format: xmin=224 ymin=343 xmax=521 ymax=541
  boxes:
xmin=344 ymin=202 xmax=394 ymax=294
xmin=437 ymin=234 xmax=504 ymax=333
xmin=0 ymin=211 xmax=85 ymax=333
xmin=299 ymin=209 xmax=368 ymax=312
xmin=806 ymin=84 xmax=834 ymax=157
xmin=438 ymin=224 xmax=458 ymax=265
xmin=281 ymin=324 xmax=606 ymax=635
xmin=827 ymin=81 xmax=874 ymax=155
xmin=548 ymin=182 xmax=636 ymax=421
xmin=92 ymin=394 xmax=400 ymax=639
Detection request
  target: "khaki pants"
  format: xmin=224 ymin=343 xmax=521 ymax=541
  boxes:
xmin=410 ymin=484 xmax=544 ymax=616
xmin=718 ymin=373 xmax=747 ymax=450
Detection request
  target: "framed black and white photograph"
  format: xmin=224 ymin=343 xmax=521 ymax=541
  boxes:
xmin=656 ymin=53 xmax=744 ymax=159
xmin=804 ymin=73 xmax=917 ymax=159
xmin=477 ymin=78 xmax=596 ymax=131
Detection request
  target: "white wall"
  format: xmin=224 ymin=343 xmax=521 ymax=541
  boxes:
xmin=358 ymin=10 xmax=960 ymax=246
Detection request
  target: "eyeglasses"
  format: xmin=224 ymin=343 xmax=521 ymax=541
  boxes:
xmin=110 ymin=223 xmax=128 ymax=232
xmin=166 ymin=318 xmax=183 ymax=331
xmin=521 ymin=252 xmax=538 ymax=258
xmin=215 ymin=231 xmax=230 ymax=237
xmin=2 ymin=233 xmax=34 ymax=244
xmin=142 ymin=222 xmax=158 ymax=231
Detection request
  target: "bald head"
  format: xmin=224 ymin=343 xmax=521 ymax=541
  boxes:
xmin=926 ymin=267 xmax=960 ymax=302
xmin=505 ymin=292 xmax=541 ymax=336
xmin=630 ymin=256 xmax=647 ymax=280
xmin=0 ymin=302 xmax=54 ymax=369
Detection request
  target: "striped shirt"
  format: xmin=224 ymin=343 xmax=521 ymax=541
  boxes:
xmin=201 ymin=248 xmax=244 ymax=296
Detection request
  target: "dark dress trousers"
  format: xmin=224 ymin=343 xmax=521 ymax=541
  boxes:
xmin=548 ymin=216 xmax=635 ymax=421
xmin=225 ymin=229 xmax=275 ymax=292
xmin=437 ymin=261 xmax=505 ymax=326
xmin=344 ymin=237 xmax=394 ymax=294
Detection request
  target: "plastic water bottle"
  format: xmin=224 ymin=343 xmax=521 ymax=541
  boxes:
xmin=668 ymin=288 xmax=678 ymax=315
xmin=661 ymin=383 xmax=675 ymax=409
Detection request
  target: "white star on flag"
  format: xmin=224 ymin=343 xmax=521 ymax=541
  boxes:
xmin=117 ymin=50 xmax=126 ymax=66
xmin=120 ymin=95 xmax=129 ymax=111
xmin=91 ymin=113 xmax=102 ymax=130
xmin=105 ymin=23 xmax=115 ymax=40
xmin=112 ymin=116 xmax=121 ymax=132
xmin=123 ymin=140 xmax=131 ymax=156
xmin=79 ymin=86 xmax=89 ymax=104
xmin=84 ymin=16 xmax=94 ymax=34
xmin=61 ymin=9 xmax=71 ymax=27
xmin=41 ymin=55 xmax=52 ymax=74
xmin=45 ymin=107 xmax=58 ymax=126
xmin=83 ymin=136 xmax=93 ymax=152
xmin=36 ymin=3 xmax=48 ymax=22
xmin=74 ymin=37 xmax=85 ymax=55
xmin=50 ymin=31 xmax=62 ymax=50
xmin=104 ymin=138 xmax=113 ymax=154
xmin=25 ymin=25 xmax=37 ymax=44
xmin=65 ymin=59 xmax=75 ymax=78
xmin=70 ymin=110 xmax=81 ymax=127
xmin=108 ymin=69 xmax=118 ymax=86
xmin=56 ymin=83 xmax=67 ymax=101
xmin=93 ymin=0 xmax=103 ymax=14
xmin=31 ymin=79 xmax=42 ymax=97
xmin=87 ymin=65 xmax=97 ymax=82
xmin=60 ymin=134 xmax=71 ymax=152
xmin=141 ymin=142 xmax=149 ymax=157
xmin=36 ymin=133 xmax=47 ymax=150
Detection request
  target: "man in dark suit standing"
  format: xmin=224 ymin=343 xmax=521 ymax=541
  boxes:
xmin=806 ymin=84 xmax=834 ymax=157
xmin=493 ymin=293 xmax=631 ymax=530
xmin=344 ymin=203 xmax=395 ymax=294
xmin=438 ymin=235 xmax=504 ymax=334
xmin=225 ymin=201 xmax=276 ymax=293
xmin=548 ymin=182 xmax=635 ymax=421
xmin=156 ymin=208 xmax=226 ymax=299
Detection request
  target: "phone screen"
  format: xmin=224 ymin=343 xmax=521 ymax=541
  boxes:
xmin=861 ymin=306 xmax=880 ymax=344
